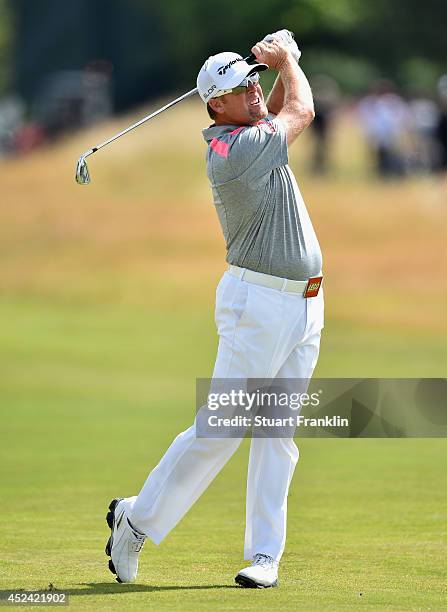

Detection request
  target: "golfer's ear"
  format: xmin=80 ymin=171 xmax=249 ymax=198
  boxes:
xmin=209 ymin=97 xmax=225 ymax=115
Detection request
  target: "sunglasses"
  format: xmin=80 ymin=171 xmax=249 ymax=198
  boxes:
xmin=213 ymin=72 xmax=260 ymax=98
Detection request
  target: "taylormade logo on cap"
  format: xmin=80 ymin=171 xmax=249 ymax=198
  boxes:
xmin=197 ymin=51 xmax=268 ymax=103
xmin=217 ymin=57 xmax=243 ymax=76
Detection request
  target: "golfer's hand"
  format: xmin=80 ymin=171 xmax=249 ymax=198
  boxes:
xmin=263 ymin=29 xmax=301 ymax=63
xmin=251 ymin=40 xmax=291 ymax=71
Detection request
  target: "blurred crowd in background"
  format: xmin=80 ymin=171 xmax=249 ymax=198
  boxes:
xmin=2 ymin=66 xmax=447 ymax=179
xmin=356 ymin=77 xmax=447 ymax=177
xmin=0 ymin=0 xmax=446 ymax=178
xmin=310 ymin=74 xmax=447 ymax=177
xmin=0 ymin=60 xmax=113 ymax=156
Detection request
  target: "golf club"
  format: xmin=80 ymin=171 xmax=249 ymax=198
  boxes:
xmin=75 ymin=52 xmax=258 ymax=184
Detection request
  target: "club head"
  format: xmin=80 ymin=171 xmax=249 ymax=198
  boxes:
xmin=75 ymin=155 xmax=91 ymax=185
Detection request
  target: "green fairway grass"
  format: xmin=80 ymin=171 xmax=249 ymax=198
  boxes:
xmin=1 ymin=299 xmax=446 ymax=610
xmin=1 ymin=100 xmax=447 ymax=609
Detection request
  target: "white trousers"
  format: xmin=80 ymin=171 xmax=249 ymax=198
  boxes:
xmin=123 ymin=271 xmax=324 ymax=562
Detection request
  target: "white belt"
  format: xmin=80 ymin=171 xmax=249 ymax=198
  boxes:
xmin=228 ymin=265 xmax=313 ymax=294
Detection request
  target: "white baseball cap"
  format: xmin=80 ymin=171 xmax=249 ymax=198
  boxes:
xmin=197 ymin=51 xmax=268 ymax=103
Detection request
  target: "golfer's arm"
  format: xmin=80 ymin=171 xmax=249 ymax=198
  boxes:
xmin=266 ymin=75 xmax=285 ymax=116
xmin=276 ymin=57 xmax=315 ymax=145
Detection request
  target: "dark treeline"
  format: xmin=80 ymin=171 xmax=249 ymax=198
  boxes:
xmin=4 ymin=0 xmax=447 ymax=112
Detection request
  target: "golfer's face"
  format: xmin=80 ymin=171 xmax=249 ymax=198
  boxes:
xmin=221 ymin=81 xmax=268 ymax=125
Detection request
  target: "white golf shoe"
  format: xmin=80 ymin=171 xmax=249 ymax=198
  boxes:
xmin=235 ymin=553 xmax=279 ymax=588
xmin=105 ymin=498 xmax=146 ymax=583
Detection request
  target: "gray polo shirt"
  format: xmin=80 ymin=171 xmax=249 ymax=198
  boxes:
xmin=202 ymin=115 xmax=322 ymax=281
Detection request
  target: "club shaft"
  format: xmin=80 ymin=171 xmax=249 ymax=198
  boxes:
xmin=79 ymin=52 xmax=257 ymax=162
xmin=88 ymin=87 xmax=198 ymax=155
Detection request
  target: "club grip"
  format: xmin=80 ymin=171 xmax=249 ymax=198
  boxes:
xmin=244 ymin=31 xmax=295 ymax=64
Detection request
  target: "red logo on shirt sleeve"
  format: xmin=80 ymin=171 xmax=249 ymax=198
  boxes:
xmin=255 ymin=119 xmax=277 ymax=133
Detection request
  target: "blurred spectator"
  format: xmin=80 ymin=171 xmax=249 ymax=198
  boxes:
xmin=82 ymin=60 xmax=113 ymax=125
xmin=0 ymin=95 xmax=26 ymax=157
xmin=14 ymin=123 xmax=46 ymax=154
xmin=408 ymin=95 xmax=440 ymax=173
xmin=32 ymin=59 xmax=113 ymax=139
xmin=358 ymin=80 xmax=412 ymax=177
xmin=310 ymin=74 xmax=340 ymax=174
xmin=435 ymin=75 xmax=447 ymax=173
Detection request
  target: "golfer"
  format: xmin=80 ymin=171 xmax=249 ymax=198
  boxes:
xmin=105 ymin=30 xmax=324 ymax=589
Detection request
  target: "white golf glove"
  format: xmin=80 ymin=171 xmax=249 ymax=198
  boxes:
xmin=263 ymin=29 xmax=301 ymax=63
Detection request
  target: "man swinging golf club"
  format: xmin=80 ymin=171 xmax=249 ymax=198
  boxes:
xmin=105 ymin=30 xmax=324 ymax=589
